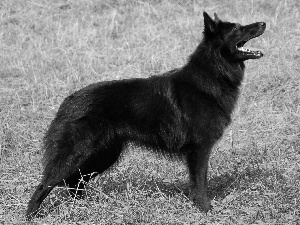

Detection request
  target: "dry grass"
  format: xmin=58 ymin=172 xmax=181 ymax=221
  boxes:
xmin=0 ymin=0 xmax=299 ymax=224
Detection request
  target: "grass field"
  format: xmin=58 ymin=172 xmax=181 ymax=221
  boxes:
xmin=0 ymin=0 xmax=299 ymax=224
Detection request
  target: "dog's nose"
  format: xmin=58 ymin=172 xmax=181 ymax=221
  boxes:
xmin=259 ymin=22 xmax=266 ymax=27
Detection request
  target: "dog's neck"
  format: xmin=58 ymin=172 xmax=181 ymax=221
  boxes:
xmin=176 ymin=45 xmax=245 ymax=115
xmin=185 ymin=43 xmax=245 ymax=87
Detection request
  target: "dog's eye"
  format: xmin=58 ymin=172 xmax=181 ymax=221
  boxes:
xmin=232 ymin=26 xmax=237 ymax=31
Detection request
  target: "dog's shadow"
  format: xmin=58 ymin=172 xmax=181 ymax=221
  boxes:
xmin=98 ymin=168 xmax=263 ymax=202
xmin=156 ymin=172 xmax=238 ymax=200
xmin=37 ymin=168 xmax=264 ymax=219
xmin=96 ymin=171 xmax=239 ymax=201
xmin=208 ymin=172 xmax=238 ymax=199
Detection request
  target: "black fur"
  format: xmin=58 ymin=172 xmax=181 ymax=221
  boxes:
xmin=26 ymin=12 xmax=265 ymax=220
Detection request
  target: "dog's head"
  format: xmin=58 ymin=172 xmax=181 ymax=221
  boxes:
xmin=203 ymin=12 xmax=266 ymax=61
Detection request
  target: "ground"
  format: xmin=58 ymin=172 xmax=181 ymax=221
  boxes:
xmin=0 ymin=0 xmax=299 ymax=224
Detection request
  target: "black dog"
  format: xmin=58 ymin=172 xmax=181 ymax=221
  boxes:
xmin=26 ymin=12 xmax=265 ymax=220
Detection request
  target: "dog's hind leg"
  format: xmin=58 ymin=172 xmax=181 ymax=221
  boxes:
xmin=26 ymin=174 xmax=62 ymax=220
xmin=63 ymin=171 xmax=95 ymax=198
xmin=26 ymin=133 xmax=123 ymax=220
xmin=185 ymin=143 xmax=212 ymax=212
xmin=63 ymin=140 xmax=124 ymax=198
xmin=26 ymin=151 xmax=92 ymax=220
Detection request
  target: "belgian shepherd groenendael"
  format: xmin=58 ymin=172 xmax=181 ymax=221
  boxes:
xmin=26 ymin=12 xmax=265 ymax=220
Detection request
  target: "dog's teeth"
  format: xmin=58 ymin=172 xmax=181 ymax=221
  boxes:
xmin=238 ymin=47 xmax=249 ymax=52
xmin=238 ymin=47 xmax=254 ymax=53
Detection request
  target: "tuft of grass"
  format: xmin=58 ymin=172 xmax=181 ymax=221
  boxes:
xmin=0 ymin=0 xmax=299 ymax=224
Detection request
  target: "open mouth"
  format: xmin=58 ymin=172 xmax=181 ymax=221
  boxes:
xmin=236 ymin=33 xmax=264 ymax=58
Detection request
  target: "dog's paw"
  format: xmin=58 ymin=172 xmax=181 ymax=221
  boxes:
xmin=190 ymin=192 xmax=212 ymax=213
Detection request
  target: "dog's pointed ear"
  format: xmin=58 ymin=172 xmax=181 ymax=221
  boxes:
xmin=203 ymin=11 xmax=216 ymax=34
xmin=214 ymin=13 xmax=220 ymax=25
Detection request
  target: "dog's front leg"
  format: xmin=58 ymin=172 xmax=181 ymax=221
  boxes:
xmin=186 ymin=144 xmax=212 ymax=212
